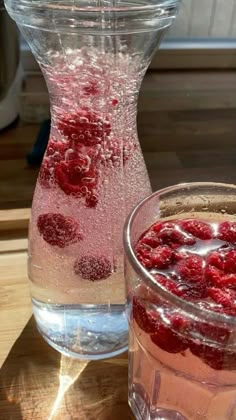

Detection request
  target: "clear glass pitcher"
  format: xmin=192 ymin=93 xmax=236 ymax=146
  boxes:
xmin=4 ymin=0 xmax=180 ymax=359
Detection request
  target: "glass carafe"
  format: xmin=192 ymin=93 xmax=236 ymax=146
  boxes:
xmin=4 ymin=0 xmax=180 ymax=359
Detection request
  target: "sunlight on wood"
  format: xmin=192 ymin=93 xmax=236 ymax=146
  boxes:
xmin=48 ymin=356 xmax=89 ymax=420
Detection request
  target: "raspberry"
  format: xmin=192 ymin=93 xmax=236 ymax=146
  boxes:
xmin=224 ymin=250 xmax=236 ymax=273
xmin=154 ymin=270 xmax=206 ymax=300
xmin=220 ymin=274 xmax=236 ymax=289
xmin=132 ymin=297 xmax=156 ymax=334
xmin=151 ymin=313 xmax=189 ymax=353
xmin=180 ymin=219 xmax=213 ymax=240
xmin=153 ymin=222 xmax=195 ymax=248
xmin=172 ymin=251 xmax=188 ymax=262
xmin=55 ymin=158 xmax=98 ymax=207
xmin=193 ymin=319 xmax=230 ymax=343
xmin=154 ymin=274 xmax=184 ymax=297
xmin=208 ymin=287 xmax=236 ymax=308
xmin=179 ymin=282 xmax=207 ymax=300
xmin=189 ymin=319 xmax=232 ymax=370
xmin=37 ymin=213 xmax=82 ymax=248
xmin=141 ymin=230 xmax=161 ymax=248
xmin=205 ymin=265 xmax=224 ymax=287
xmin=207 ymin=251 xmax=224 ymax=270
xmin=176 ymin=255 xmax=204 ymax=283
xmin=218 ymin=221 xmax=236 ymax=243
xmin=135 ymin=243 xmax=152 ymax=269
xmin=152 ymin=222 xmax=165 ymax=233
xmin=57 ymin=108 xmax=111 ymax=146
xmin=74 ymin=255 xmax=112 ymax=281
xmin=190 ymin=343 xmax=229 ymax=370
xmin=150 ymin=246 xmax=173 ymax=269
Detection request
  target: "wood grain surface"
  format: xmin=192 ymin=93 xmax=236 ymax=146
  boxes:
xmin=0 ymin=318 xmax=133 ymax=420
xmin=0 ymin=243 xmax=31 ymax=369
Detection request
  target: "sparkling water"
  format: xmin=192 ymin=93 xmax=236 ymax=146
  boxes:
xmin=28 ymin=47 xmax=152 ymax=359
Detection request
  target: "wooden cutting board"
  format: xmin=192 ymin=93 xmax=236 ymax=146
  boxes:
xmin=0 ymin=209 xmax=134 ymax=420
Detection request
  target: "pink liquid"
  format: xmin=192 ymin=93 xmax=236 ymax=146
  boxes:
xmin=28 ymin=47 xmax=151 ymax=358
xmin=129 ymin=216 xmax=236 ymax=419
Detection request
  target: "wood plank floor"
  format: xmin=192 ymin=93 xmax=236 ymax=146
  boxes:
xmin=1 ymin=70 xmax=236 ymax=210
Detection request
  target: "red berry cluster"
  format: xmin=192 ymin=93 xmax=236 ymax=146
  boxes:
xmin=133 ymin=218 xmax=236 ymax=370
xmin=39 ymin=108 xmax=135 ymax=207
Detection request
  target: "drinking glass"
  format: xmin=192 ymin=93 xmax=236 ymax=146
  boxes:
xmin=124 ymin=182 xmax=236 ymax=419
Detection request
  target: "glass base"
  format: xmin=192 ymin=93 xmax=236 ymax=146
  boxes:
xmin=129 ymin=384 xmax=187 ymax=420
xmin=128 ymin=325 xmax=236 ymax=420
xmin=32 ymin=298 xmax=128 ymax=360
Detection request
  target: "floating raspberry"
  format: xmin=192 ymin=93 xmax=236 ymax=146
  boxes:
xmin=135 ymin=243 xmax=152 ymax=269
xmin=150 ymin=246 xmax=173 ymax=269
xmin=190 ymin=342 xmax=230 ymax=370
xmin=189 ymin=315 xmax=233 ymax=370
xmin=154 ymin=274 xmax=184 ymax=297
xmin=55 ymin=158 xmax=98 ymax=207
xmin=74 ymin=255 xmax=112 ymax=281
xmin=172 ymin=251 xmax=188 ymax=262
xmin=37 ymin=213 xmax=82 ymax=248
xmin=57 ymin=108 xmax=111 ymax=146
xmin=193 ymin=319 xmax=230 ymax=343
xmin=141 ymin=230 xmax=161 ymax=248
xmin=207 ymin=251 xmax=224 ymax=270
xmin=176 ymin=255 xmax=204 ymax=283
xmin=208 ymin=287 xmax=236 ymax=308
xmin=218 ymin=221 xmax=236 ymax=243
xmin=205 ymin=265 xmax=224 ymax=287
xmin=220 ymin=274 xmax=236 ymax=289
xmin=224 ymin=250 xmax=236 ymax=273
xmin=133 ymin=294 xmax=189 ymax=353
xmin=153 ymin=222 xmax=195 ymax=248
xmin=132 ymin=298 xmax=156 ymax=334
xmin=151 ymin=313 xmax=189 ymax=353
xmin=180 ymin=219 xmax=213 ymax=240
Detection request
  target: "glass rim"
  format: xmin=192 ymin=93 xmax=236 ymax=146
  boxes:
xmin=124 ymin=181 xmax=236 ymax=327
xmin=5 ymin=0 xmax=178 ymax=12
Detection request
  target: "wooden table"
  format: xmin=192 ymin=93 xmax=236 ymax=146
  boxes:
xmin=0 ymin=209 xmax=133 ymax=420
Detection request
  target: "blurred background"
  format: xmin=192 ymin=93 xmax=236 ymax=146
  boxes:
xmin=1 ymin=0 xmax=236 ymax=210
